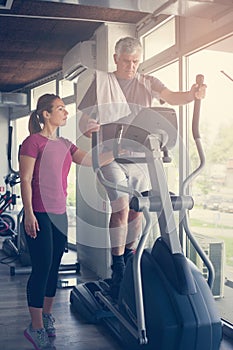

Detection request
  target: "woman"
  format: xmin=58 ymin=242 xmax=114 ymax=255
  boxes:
xmin=19 ymin=93 xmax=109 ymax=350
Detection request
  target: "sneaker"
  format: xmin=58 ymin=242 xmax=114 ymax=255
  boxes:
xmin=109 ymin=262 xmax=125 ymax=301
xmin=43 ymin=313 xmax=56 ymax=337
xmin=24 ymin=324 xmax=54 ymax=349
xmin=124 ymin=248 xmax=135 ymax=264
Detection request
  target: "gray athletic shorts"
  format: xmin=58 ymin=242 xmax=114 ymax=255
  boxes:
xmin=99 ymin=160 xmax=150 ymax=202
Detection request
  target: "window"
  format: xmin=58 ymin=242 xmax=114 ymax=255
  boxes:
xmin=141 ymin=22 xmax=233 ymax=326
xmin=59 ymin=79 xmax=74 ymax=98
xmin=150 ymin=61 xmax=179 ymax=194
xmin=31 ymin=80 xmax=56 ymax=110
xmin=187 ymin=36 xmax=233 ymax=324
xmin=143 ymin=17 xmax=176 ymax=60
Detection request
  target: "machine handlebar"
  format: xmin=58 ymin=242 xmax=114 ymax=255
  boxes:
xmin=192 ymin=74 xmax=204 ymax=140
xmin=91 ymin=129 xmax=99 ymax=172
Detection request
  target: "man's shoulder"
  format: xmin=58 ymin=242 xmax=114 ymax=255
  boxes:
xmin=136 ymin=72 xmax=166 ymax=91
xmin=136 ymin=72 xmax=157 ymax=81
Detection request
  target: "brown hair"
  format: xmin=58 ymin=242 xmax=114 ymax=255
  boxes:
xmin=28 ymin=93 xmax=60 ymax=134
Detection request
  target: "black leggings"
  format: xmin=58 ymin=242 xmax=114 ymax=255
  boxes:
xmin=25 ymin=212 xmax=67 ymax=308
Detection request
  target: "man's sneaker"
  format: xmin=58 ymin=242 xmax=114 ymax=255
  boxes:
xmin=124 ymin=248 xmax=135 ymax=264
xmin=109 ymin=262 xmax=125 ymax=301
xmin=24 ymin=324 xmax=54 ymax=349
xmin=43 ymin=313 xmax=56 ymax=337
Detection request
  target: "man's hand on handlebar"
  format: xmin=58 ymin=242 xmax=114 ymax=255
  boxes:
xmin=190 ymin=82 xmax=207 ymax=100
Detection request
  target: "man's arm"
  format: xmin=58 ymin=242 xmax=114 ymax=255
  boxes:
xmin=78 ymin=77 xmax=97 ymax=137
xmin=160 ymin=83 xmax=206 ymax=105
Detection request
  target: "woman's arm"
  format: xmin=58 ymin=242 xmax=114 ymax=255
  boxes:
xmin=79 ymin=114 xmax=100 ymax=138
xmin=72 ymin=148 xmax=114 ymax=167
xmin=19 ymin=155 xmax=39 ymax=238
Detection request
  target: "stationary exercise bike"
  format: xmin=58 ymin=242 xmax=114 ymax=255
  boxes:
xmin=0 ymin=172 xmax=20 ymax=235
xmin=0 ymin=125 xmax=21 ymax=236
xmin=70 ymin=75 xmax=222 ymax=350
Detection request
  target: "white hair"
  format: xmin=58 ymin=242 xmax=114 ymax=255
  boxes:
xmin=115 ymin=37 xmax=142 ymax=57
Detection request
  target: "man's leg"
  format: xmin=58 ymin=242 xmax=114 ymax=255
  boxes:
xmin=110 ymin=197 xmax=129 ymax=255
xmin=100 ymin=162 xmax=145 ymax=298
xmin=109 ymin=196 xmax=129 ymax=300
xmin=124 ymin=209 xmax=142 ymax=263
xmin=126 ymin=209 xmax=142 ymax=249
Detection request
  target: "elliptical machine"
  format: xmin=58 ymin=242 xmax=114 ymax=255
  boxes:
xmin=70 ymin=75 xmax=222 ymax=350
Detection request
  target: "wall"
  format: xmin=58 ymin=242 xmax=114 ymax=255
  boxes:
xmin=180 ymin=11 xmax=233 ymax=54
xmin=95 ymin=22 xmax=136 ymax=72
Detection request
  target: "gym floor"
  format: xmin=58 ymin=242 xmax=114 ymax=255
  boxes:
xmin=0 ymin=238 xmax=232 ymax=350
xmin=0 ymin=239 xmax=122 ymax=350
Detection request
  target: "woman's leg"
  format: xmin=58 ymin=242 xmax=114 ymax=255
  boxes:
xmin=41 ymin=213 xmax=67 ymax=336
xmin=43 ymin=212 xmax=67 ymax=303
xmin=25 ymin=212 xmax=54 ymax=329
xmin=43 ymin=296 xmax=54 ymax=315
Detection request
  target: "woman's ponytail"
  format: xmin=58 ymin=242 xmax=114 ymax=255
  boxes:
xmin=28 ymin=110 xmax=43 ymax=135
xmin=28 ymin=94 xmax=59 ymax=135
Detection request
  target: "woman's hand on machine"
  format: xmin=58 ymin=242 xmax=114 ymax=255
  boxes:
xmin=87 ymin=118 xmax=100 ymax=135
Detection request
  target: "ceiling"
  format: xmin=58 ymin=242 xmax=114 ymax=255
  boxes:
xmin=0 ymin=0 xmax=233 ymax=93
xmin=0 ymin=0 xmax=149 ymax=92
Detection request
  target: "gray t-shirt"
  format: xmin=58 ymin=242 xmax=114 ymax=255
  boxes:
xmin=78 ymin=72 xmax=166 ymax=148
xmin=78 ymin=72 xmax=166 ymax=113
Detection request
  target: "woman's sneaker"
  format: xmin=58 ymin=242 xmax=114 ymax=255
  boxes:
xmin=43 ymin=313 xmax=56 ymax=337
xmin=24 ymin=324 xmax=54 ymax=349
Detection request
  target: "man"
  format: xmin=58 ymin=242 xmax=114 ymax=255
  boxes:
xmin=78 ymin=37 xmax=206 ymax=300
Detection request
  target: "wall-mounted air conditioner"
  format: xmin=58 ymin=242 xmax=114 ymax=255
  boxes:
xmin=0 ymin=92 xmax=27 ymax=107
xmin=62 ymin=40 xmax=96 ymax=81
